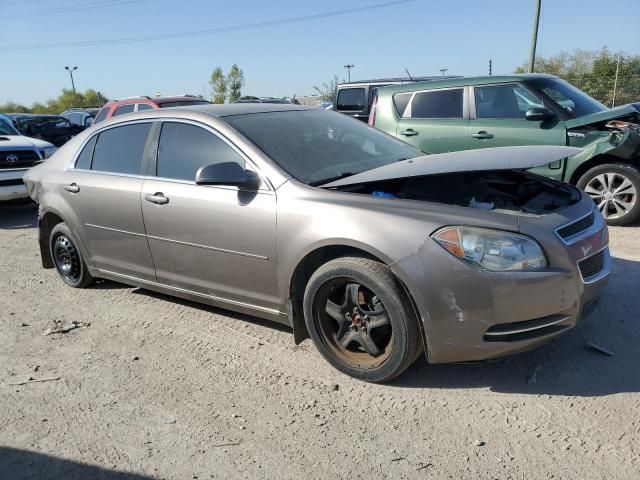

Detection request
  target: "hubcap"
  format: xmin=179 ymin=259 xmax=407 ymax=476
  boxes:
xmin=584 ymin=172 xmax=637 ymax=220
xmin=315 ymin=280 xmax=393 ymax=369
xmin=53 ymin=234 xmax=81 ymax=282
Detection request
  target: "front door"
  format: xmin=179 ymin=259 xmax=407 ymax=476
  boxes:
xmin=64 ymin=122 xmax=156 ymax=280
xmin=140 ymin=121 xmax=279 ymax=312
xmin=395 ymin=87 xmax=469 ymax=154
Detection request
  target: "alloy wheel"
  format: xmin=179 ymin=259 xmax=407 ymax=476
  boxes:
xmin=584 ymin=172 xmax=637 ymax=220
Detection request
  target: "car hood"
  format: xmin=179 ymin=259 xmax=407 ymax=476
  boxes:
xmin=321 ymin=145 xmax=582 ymax=188
xmin=0 ymin=135 xmax=55 ymax=150
xmin=564 ymin=102 xmax=640 ymax=129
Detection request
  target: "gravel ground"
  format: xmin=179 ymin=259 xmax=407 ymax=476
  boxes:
xmin=1 ymin=202 xmax=639 ymax=480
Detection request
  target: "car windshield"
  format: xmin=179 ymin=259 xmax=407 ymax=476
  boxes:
xmin=529 ymin=78 xmax=607 ymax=117
xmin=0 ymin=119 xmax=19 ymax=135
xmin=226 ymin=110 xmax=421 ymax=185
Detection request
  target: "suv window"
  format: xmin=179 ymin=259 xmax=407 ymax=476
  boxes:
xmin=156 ymin=122 xmax=245 ymax=181
xmin=410 ymin=89 xmax=463 ymax=118
xmin=136 ymin=103 xmax=153 ymax=111
xmin=94 ymin=107 xmax=109 ymax=124
xmin=337 ymin=88 xmax=365 ymax=111
xmin=474 ymin=84 xmax=539 ymax=119
xmin=393 ymin=93 xmax=412 ymax=117
xmin=75 ymin=135 xmax=97 ymax=169
xmin=113 ymin=104 xmax=135 ymax=116
xmin=91 ymin=123 xmax=151 ymax=174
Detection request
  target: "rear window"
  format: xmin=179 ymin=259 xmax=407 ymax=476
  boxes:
xmin=409 ymin=88 xmax=464 ymax=118
xmin=94 ymin=107 xmax=109 ymax=124
xmin=393 ymin=93 xmax=412 ymax=117
xmin=336 ymin=88 xmax=365 ymax=111
xmin=91 ymin=123 xmax=151 ymax=175
xmin=113 ymin=104 xmax=135 ymax=116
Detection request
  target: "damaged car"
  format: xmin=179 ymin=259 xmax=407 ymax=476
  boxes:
xmin=23 ymin=105 xmax=609 ymax=382
xmin=370 ymin=74 xmax=640 ymax=225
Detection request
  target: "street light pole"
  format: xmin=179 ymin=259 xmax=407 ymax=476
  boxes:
xmin=439 ymin=68 xmax=448 ymax=76
xmin=528 ymin=0 xmax=542 ymax=73
xmin=344 ymin=64 xmax=354 ymax=82
xmin=65 ymin=66 xmax=78 ymax=95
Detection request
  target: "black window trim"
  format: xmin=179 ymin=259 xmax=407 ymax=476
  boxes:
xmin=401 ymin=86 xmax=468 ymax=120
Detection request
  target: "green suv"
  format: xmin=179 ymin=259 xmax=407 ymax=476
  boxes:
xmin=371 ymin=74 xmax=640 ymax=225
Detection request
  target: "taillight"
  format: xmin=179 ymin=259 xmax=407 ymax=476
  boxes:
xmin=368 ymin=94 xmax=378 ymax=126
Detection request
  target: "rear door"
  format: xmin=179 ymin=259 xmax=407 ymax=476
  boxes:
xmin=63 ymin=122 xmax=156 ymax=280
xmin=395 ymin=87 xmax=469 ymax=153
xmin=140 ymin=120 xmax=279 ymax=312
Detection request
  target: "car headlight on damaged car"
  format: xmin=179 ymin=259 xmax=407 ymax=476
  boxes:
xmin=40 ymin=147 xmax=57 ymax=159
xmin=432 ymin=227 xmax=547 ymax=271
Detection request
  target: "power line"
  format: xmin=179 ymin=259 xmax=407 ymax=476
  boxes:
xmin=0 ymin=0 xmax=146 ymax=20
xmin=0 ymin=0 xmax=416 ymax=51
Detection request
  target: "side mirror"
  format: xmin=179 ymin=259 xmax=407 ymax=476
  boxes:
xmin=525 ymin=107 xmax=555 ymax=122
xmin=195 ymin=162 xmax=260 ymax=190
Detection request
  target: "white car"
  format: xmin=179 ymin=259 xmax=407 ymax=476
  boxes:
xmin=0 ymin=114 xmax=56 ymax=202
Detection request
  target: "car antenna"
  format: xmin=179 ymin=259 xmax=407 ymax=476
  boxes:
xmin=405 ymin=68 xmax=414 ymax=81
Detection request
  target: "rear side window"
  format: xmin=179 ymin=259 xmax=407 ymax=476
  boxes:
xmin=337 ymin=88 xmax=365 ymax=111
xmin=94 ymin=107 xmax=109 ymax=124
xmin=91 ymin=123 xmax=151 ymax=174
xmin=113 ymin=104 xmax=135 ymax=116
xmin=156 ymin=122 xmax=245 ymax=181
xmin=393 ymin=93 xmax=412 ymax=117
xmin=409 ymin=89 xmax=464 ymax=118
xmin=136 ymin=103 xmax=153 ymax=111
xmin=75 ymin=135 xmax=97 ymax=169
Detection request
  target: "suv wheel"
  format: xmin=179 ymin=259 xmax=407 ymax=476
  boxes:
xmin=577 ymin=163 xmax=640 ymax=226
xmin=303 ymin=256 xmax=423 ymax=383
xmin=50 ymin=223 xmax=94 ymax=288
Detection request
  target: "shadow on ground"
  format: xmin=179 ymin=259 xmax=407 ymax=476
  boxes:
xmin=0 ymin=202 xmax=37 ymax=229
xmin=0 ymin=447 xmax=154 ymax=480
xmin=393 ymin=256 xmax=640 ymax=397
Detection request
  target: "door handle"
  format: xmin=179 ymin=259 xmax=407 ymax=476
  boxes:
xmin=471 ymin=131 xmax=494 ymax=140
xmin=144 ymin=192 xmax=169 ymax=205
xmin=64 ymin=183 xmax=80 ymax=193
xmin=400 ymin=129 xmax=419 ymax=137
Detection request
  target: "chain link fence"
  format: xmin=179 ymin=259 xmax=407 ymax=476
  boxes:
xmin=564 ymin=75 xmax=640 ymax=108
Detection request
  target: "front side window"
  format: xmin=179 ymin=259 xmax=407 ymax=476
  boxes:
xmin=156 ymin=122 xmax=245 ymax=181
xmin=94 ymin=107 xmax=109 ymax=124
xmin=113 ymin=104 xmax=135 ymax=116
xmin=474 ymin=84 xmax=541 ymax=119
xmin=410 ymin=89 xmax=464 ymax=118
xmin=75 ymin=135 xmax=97 ymax=169
xmin=91 ymin=123 xmax=151 ymax=174
xmin=529 ymin=78 xmax=607 ymax=117
xmin=336 ymin=88 xmax=365 ymax=111
xmin=226 ymin=110 xmax=420 ymax=185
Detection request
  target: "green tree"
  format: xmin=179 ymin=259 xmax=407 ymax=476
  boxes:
xmin=313 ymin=75 xmax=339 ymax=102
xmin=227 ymin=64 xmax=245 ymax=103
xmin=209 ymin=67 xmax=227 ymax=104
xmin=0 ymin=89 xmax=108 ymax=114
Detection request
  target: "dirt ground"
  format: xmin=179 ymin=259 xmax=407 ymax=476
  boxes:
xmin=1 ymin=202 xmax=638 ymax=480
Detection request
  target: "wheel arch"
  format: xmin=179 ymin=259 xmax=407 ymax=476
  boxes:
xmin=39 ymin=210 xmax=65 ymax=268
xmin=568 ymin=154 xmax=640 ymax=185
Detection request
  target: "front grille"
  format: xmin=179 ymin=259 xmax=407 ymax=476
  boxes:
xmin=557 ymin=211 xmax=594 ymax=240
xmin=0 ymin=150 xmax=40 ymax=169
xmin=579 ymin=249 xmax=605 ymax=280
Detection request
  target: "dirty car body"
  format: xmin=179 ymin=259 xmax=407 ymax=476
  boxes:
xmin=24 ymin=105 xmax=610 ymax=381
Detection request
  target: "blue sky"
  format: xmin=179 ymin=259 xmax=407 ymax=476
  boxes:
xmin=1 ymin=0 xmax=639 ymax=105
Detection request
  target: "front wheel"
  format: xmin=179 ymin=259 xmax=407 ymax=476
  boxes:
xmin=303 ymin=257 xmax=423 ymax=383
xmin=577 ymin=163 xmax=640 ymax=226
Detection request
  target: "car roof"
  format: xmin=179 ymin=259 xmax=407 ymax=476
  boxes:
xmin=8 ymin=113 xmax=65 ymax=119
xmin=377 ymin=73 xmax=558 ymax=94
xmin=107 ymin=96 xmax=210 ymax=105
xmin=338 ymin=75 xmax=460 ymax=87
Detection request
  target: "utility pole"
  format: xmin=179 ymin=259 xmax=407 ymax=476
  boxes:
xmin=439 ymin=68 xmax=448 ymax=76
xmin=489 ymin=59 xmax=492 ymax=76
xmin=65 ymin=66 xmax=78 ymax=95
xmin=344 ymin=64 xmax=354 ymax=82
xmin=528 ymin=0 xmax=542 ymax=73
xmin=612 ymin=55 xmax=621 ymax=107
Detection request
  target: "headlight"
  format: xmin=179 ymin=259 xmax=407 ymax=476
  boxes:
xmin=40 ymin=147 xmax=57 ymax=159
xmin=432 ymin=226 xmax=547 ymax=271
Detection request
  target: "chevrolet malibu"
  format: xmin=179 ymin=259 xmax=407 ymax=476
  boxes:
xmin=23 ymin=105 xmax=610 ymax=382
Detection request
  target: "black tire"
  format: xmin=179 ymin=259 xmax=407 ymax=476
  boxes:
xmin=576 ymin=163 xmax=640 ymax=226
xmin=303 ymin=256 xmax=423 ymax=383
xmin=50 ymin=223 xmax=93 ymax=288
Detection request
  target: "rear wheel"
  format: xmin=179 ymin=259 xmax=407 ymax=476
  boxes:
xmin=303 ymin=256 xmax=423 ymax=383
xmin=577 ymin=163 xmax=640 ymax=226
xmin=50 ymin=223 xmax=93 ymax=288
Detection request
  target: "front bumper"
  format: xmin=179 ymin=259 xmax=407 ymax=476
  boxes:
xmin=393 ymin=209 xmax=610 ymax=364
xmin=0 ymin=169 xmax=29 ymax=201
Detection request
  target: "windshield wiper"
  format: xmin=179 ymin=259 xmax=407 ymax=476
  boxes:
xmin=309 ymin=172 xmax=356 ymax=187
